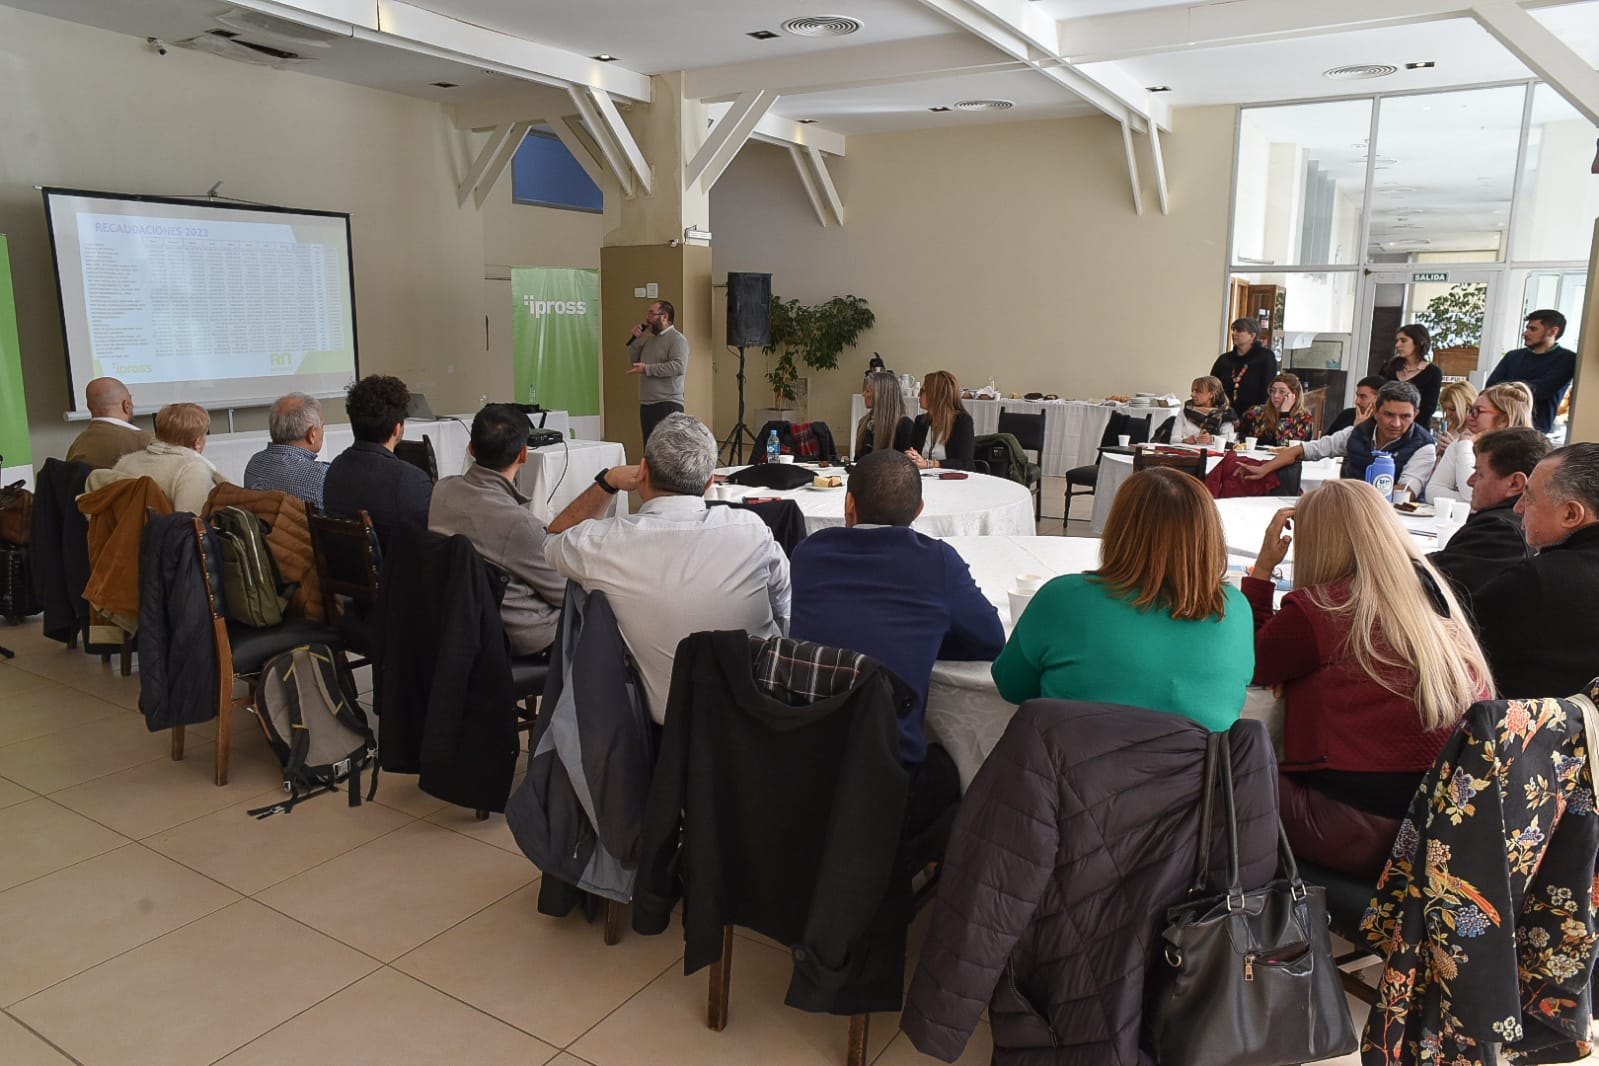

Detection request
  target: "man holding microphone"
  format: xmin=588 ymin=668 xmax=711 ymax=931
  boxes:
xmin=627 ymin=300 xmax=689 ymax=443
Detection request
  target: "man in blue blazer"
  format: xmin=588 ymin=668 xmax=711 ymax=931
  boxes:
xmin=790 ymin=450 xmax=1004 ymax=823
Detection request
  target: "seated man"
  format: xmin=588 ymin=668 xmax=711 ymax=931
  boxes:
xmin=1243 ymin=380 xmax=1435 ymax=498
xmin=244 ymin=392 xmax=330 ymax=508
xmin=429 ymin=404 xmax=564 ymax=656
xmin=544 ymin=413 xmax=790 ymax=721
xmin=66 ymin=377 xmax=152 ymax=469
xmin=87 ymin=402 xmax=226 ymax=513
xmin=1324 ymin=375 xmax=1385 ymax=435
xmin=322 ymin=374 xmax=432 ymax=545
xmin=789 ymin=450 xmax=1004 ymax=821
xmin=1471 ymin=443 xmax=1599 ymax=698
xmin=1428 ymin=427 xmax=1550 ymax=610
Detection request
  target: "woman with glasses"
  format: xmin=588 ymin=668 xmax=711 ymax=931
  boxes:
xmin=906 ymin=371 xmax=975 ymax=471
xmin=1237 ymin=372 xmax=1315 ymax=447
xmin=1425 ymin=382 xmax=1534 ymax=503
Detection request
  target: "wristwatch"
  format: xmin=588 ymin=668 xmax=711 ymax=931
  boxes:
xmin=593 ymin=467 xmax=619 ymax=494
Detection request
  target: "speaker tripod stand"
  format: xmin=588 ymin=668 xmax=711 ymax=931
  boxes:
xmin=719 ymin=345 xmax=760 ymax=465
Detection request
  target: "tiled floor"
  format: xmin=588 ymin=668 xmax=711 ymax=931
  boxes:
xmin=0 ymin=554 xmax=1377 ymax=1065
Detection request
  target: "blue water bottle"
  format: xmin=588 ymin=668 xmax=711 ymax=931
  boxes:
xmin=1366 ymin=451 xmax=1396 ymax=501
xmin=766 ymin=429 xmax=781 ymax=465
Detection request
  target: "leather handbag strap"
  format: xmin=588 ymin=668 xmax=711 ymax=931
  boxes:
xmin=1190 ymin=732 xmax=1224 ymax=894
xmin=1217 ymin=736 xmax=1244 ymax=905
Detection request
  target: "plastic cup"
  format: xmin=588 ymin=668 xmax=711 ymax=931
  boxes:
xmin=1116 ymin=434 xmax=1131 ymax=448
xmin=1015 ymin=573 xmax=1045 ymax=593
xmin=1244 ymin=436 xmax=1258 ymax=451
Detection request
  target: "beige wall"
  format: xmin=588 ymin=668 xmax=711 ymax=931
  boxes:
xmin=0 ymin=6 xmax=497 ymax=465
xmin=707 ymin=106 xmax=1237 ymax=445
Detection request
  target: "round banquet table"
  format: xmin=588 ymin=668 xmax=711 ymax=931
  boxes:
xmin=926 ymin=534 xmax=1282 ymax=789
xmin=1213 ymin=495 xmax=1441 ymax=562
xmin=716 ymin=467 xmax=1036 ymax=537
xmin=1090 ymin=449 xmax=1341 ymax=533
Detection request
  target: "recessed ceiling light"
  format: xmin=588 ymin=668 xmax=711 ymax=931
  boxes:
xmin=953 ymin=99 xmax=1014 ymax=112
xmin=746 ymin=29 xmax=779 ymax=40
xmin=1324 ymin=64 xmax=1398 ymax=80
xmin=592 ymin=53 xmax=617 ymax=62
xmin=1405 ymin=61 xmax=1436 ymax=69
xmin=430 ymin=81 xmax=458 ymax=88
xmin=797 ymin=118 xmax=816 ymax=124
xmin=928 ymin=106 xmax=952 ymax=112
xmin=1146 ymin=85 xmax=1172 ymax=92
xmin=780 ymin=16 xmax=862 ymax=37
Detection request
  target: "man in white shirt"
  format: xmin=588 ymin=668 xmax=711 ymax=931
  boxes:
xmin=1243 ymin=380 xmax=1436 ymax=499
xmin=544 ymin=413 xmax=790 ymax=722
xmin=66 ymin=377 xmax=154 ymax=469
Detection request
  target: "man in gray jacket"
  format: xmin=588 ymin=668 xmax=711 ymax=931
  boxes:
xmin=626 ymin=299 xmax=689 ymax=443
xmin=428 ymin=403 xmax=564 ymax=655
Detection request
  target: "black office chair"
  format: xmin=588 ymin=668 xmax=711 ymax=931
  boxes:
xmin=1063 ymin=412 xmax=1151 ymax=518
xmin=997 ymin=412 xmax=1045 ymax=519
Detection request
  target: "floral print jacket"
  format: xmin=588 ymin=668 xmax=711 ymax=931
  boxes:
xmin=1360 ymin=682 xmax=1599 ymax=1065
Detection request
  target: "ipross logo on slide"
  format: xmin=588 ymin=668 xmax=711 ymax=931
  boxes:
xmin=522 ymin=296 xmax=588 ymax=317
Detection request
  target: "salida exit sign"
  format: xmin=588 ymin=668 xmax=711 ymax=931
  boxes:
xmin=1412 ymin=271 xmax=1449 ymax=282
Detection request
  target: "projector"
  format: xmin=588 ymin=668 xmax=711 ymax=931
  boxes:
xmin=528 ymin=429 xmax=565 ymax=449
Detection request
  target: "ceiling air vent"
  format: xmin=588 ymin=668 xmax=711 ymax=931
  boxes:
xmin=953 ymin=99 xmax=1015 ymax=112
xmin=1323 ymin=64 xmax=1398 ymax=81
xmin=177 ymin=30 xmax=308 ymax=68
xmin=780 ymin=16 xmax=862 ymax=37
xmin=214 ymin=7 xmax=342 ymax=47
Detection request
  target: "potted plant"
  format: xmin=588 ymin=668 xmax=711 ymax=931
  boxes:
xmin=760 ymin=294 xmax=876 ymax=421
xmin=1414 ymin=283 xmax=1487 ymax=377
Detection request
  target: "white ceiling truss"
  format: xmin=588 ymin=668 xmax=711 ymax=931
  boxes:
xmin=14 ymin=0 xmax=1595 ymax=227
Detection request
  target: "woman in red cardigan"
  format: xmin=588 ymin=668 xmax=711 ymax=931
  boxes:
xmin=1245 ymin=479 xmax=1493 ymax=878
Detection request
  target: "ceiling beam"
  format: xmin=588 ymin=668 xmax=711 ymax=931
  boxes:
xmin=449 ymin=87 xmax=579 ymax=131
xmin=566 ymin=85 xmax=643 ymax=198
xmin=1056 ymin=0 xmax=1582 ymax=63
xmin=473 ymin=120 xmax=532 ymax=209
xmin=686 ymin=91 xmax=779 ymax=193
xmin=746 ymin=113 xmax=848 ymax=158
xmin=1120 ymin=120 xmax=1144 ymax=216
xmin=457 ymin=124 xmax=516 ymax=206
xmin=1148 ymin=124 xmax=1169 ymax=216
xmin=547 ymin=115 xmax=607 ymax=187
xmin=1470 ymin=0 xmax=1599 ymax=125
xmin=808 ymin=147 xmax=847 ymax=226
xmin=684 ymin=35 xmax=1021 ymax=102
xmin=227 ymin=0 xmax=369 ymax=33
xmin=788 ymin=146 xmax=831 ymax=227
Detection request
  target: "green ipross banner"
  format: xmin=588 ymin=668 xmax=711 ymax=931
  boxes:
xmin=0 ymin=235 xmax=30 ymax=478
xmin=512 ymin=267 xmax=600 ymax=418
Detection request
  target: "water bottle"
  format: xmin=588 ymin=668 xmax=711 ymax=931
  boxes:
xmin=766 ymin=429 xmax=781 ymax=465
xmin=1366 ymin=451 xmax=1396 ymax=502
xmin=527 ymin=384 xmax=537 ymax=408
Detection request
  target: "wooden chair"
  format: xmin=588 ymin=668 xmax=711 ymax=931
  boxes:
xmin=997 ymin=412 xmax=1046 ymax=519
xmin=1064 ymin=412 xmax=1151 ymax=516
xmin=305 ymin=505 xmax=381 ymax=668
xmin=1132 ymin=446 xmax=1209 ymax=481
xmin=169 ymin=517 xmax=344 ymax=785
xmin=394 ymin=434 xmax=439 ymax=482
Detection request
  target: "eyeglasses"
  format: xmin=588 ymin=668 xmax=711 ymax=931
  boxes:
xmin=1467 ymin=405 xmax=1497 ymax=417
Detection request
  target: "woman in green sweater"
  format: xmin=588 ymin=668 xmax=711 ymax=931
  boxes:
xmin=991 ymin=467 xmax=1254 ymax=730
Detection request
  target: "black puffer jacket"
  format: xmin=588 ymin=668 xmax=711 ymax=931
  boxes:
xmin=901 ymin=701 xmax=1279 ymax=1065
xmin=137 ymin=514 xmax=221 ymax=731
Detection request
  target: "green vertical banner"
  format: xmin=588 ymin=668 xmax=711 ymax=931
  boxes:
xmin=512 ymin=267 xmax=600 ymax=418
xmin=0 ymin=236 xmax=31 ymax=488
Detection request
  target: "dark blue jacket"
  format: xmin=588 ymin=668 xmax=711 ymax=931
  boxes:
xmin=790 ymin=525 xmax=1004 ymax=765
xmin=1487 ymin=345 xmax=1576 ymax=432
xmin=1340 ymin=419 xmax=1434 ymax=482
xmin=323 ymin=440 xmax=433 ymax=548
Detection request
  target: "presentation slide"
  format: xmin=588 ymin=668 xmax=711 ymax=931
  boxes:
xmin=44 ymin=189 xmax=358 ymax=413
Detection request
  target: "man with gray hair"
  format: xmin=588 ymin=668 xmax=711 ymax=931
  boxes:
xmin=243 ymin=392 xmax=329 ymax=507
xmin=545 ymin=412 xmax=790 ymax=722
xmin=1471 ymin=442 xmax=1599 ymax=698
xmin=1242 ymin=379 xmax=1436 ymax=498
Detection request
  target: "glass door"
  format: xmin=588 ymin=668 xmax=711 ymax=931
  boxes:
xmin=1357 ymin=268 xmax=1501 ymax=390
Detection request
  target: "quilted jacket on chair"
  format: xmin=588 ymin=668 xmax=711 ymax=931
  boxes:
xmin=203 ymin=483 xmax=323 ymax=621
xmin=900 ymin=700 xmax=1279 ymax=1065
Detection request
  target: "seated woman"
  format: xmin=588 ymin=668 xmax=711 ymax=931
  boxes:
xmin=907 ymin=370 xmax=975 ymax=471
xmin=854 ymin=369 xmax=914 ymax=459
xmin=992 ymin=467 xmax=1253 ymax=729
xmin=1175 ymin=375 xmax=1237 ymax=446
xmin=1426 ymin=381 xmax=1533 ymax=503
xmin=88 ymin=401 xmax=227 ymax=513
xmin=1246 ymin=479 xmax=1492 ymax=879
xmin=1238 ymin=373 xmax=1315 ymax=446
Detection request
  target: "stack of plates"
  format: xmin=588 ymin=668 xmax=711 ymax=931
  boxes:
xmin=1126 ymin=394 xmax=1156 ymax=409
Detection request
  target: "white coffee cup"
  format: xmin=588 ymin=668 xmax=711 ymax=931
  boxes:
xmin=1015 ymin=573 xmax=1045 ymax=593
xmin=1244 ymin=436 xmax=1258 ymax=451
xmin=1438 ymin=498 xmax=1460 ymax=523
xmin=1116 ymin=434 xmax=1131 ymax=448
xmin=776 ymin=454 xmax=795 ymax=464
xmin=1007 ymin=590 xmax=1034 ymax=623
xmin=712 ymin=484 xmax=736 ymax=501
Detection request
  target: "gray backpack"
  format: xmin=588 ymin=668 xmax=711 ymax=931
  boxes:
xmin=209 ymin=505 xmax=293 ymax=628
xmin=247 ymin=643 xmax=378 ymax=817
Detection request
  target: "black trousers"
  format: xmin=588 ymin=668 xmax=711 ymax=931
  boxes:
xmin=641 ymin=401 xmax=684 ymax=444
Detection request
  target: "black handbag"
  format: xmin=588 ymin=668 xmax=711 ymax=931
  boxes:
xmin=1145 ymin=733 xmax=1357 ymax=1066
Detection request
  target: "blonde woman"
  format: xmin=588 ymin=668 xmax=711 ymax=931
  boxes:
xmin=1426 ymin=381 xmax=1534 ymax=503
xmin=1176 ymin=375 xmax=1237 ymax=445
xmin=855 ymin=370 xmax=914 ymax=459
xmin=993 ymin=468 xmax=1253 ymax=729
xmin=89 ymin=402 xmax=227 ymax=514
xmin=1246 ymin=480 xmax=1492 ymax=877
xmin=907 ymin=370 xmax=975 ymax=470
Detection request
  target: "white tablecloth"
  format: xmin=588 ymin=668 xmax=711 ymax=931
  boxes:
xmin=718 ymin=468 xmax=1036 ymax=537
xmin=925 ymin=534 xmax=1281 ymax=789
xmin=1215 ymin=495 xmax=1440 ymax=562
xmin=1089 ymin=450 xmax=1341 ymax=533
xmin=517 ymin=438 xmax=627 ymax=525
xmin=846 ymin=396 xmax=1138 ymax=477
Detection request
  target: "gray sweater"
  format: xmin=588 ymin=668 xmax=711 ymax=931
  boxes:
xmin=628 ymin=326 xmax=690 ymax=405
